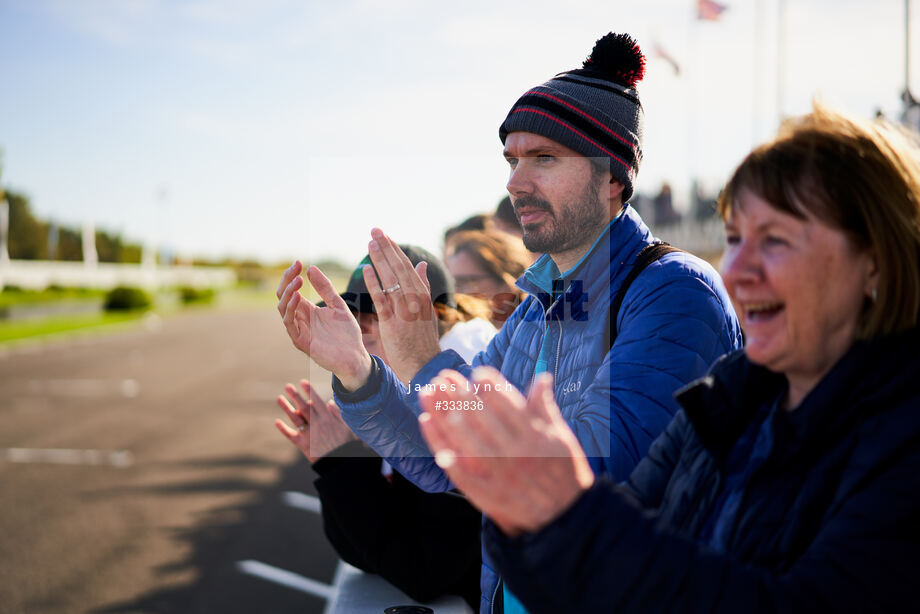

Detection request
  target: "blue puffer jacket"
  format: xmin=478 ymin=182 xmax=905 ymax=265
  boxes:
xmin=335 ymin=206 xmax=743 ymax=613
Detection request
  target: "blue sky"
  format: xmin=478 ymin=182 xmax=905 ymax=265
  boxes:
xmin=1 ymin=0 xmax=917 ymax=265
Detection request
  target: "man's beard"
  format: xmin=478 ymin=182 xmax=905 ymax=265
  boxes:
xmin=515 ymin=175 xmax=607 ymax=255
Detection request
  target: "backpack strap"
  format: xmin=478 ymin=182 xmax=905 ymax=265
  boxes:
xmin=607 ymin=242 xmax=683 ymax=351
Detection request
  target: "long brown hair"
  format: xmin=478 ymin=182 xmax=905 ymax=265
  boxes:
xmin=435 ymin=294 xmax=494 ymax=337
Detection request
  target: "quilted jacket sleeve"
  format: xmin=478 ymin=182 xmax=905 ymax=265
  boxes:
xmin=334 ymin=303 xmax=524 ymax=492
xmin=575 ymin=256 xmax=740 ymax=480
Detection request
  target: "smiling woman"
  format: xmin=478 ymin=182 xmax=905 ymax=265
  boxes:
xmin=720 ymin=190 xmax=878 ymax=408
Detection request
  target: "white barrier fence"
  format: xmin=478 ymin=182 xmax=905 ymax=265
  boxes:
xmin=0 ymin=260 xmax=236 ymax=290
xmin=0 ymin=219 xmax=723 ymax=292
xmin=650 ymin=218 xmax=726 ymax=260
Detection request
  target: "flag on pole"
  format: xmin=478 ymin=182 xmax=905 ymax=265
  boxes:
xmin=697 ymin=0 xmax=727 ymax=21
xmin=652 ymin=41 xmax=681 ymax=76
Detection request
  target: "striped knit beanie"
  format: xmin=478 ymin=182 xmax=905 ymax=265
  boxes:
xmin=499 ymin=33 xmax=646 ymax=203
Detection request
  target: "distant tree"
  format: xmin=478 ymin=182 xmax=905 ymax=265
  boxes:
xmin=226 ymin=259 xmax=266 ymax=285
xmin=95 ymin=230 xmax=124 ymax=263
xmin=2 ymin=157 xmax=145 ymax=262
xmin=121 ymin=244 xmax=142 ymax=264
xmin=314 ymin=258 xmax=351 ymax=278
xmin=56 ymin=226 xmax=82 ymax=261
xmin=6 ymin=189 xmax=48 ymax=259
xmin=97 ymin=229 xmax=145 ymax=263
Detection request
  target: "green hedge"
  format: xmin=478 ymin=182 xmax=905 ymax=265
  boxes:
xmin=103 ymin=286 xmax=152 ymax=311
xmin=178 ymin=286 xmax=216 ymax=304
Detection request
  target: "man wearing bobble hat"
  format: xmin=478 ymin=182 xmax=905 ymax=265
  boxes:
xmin=277 ymin=33 xmax=742 ymax=612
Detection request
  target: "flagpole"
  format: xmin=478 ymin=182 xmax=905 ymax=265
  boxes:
xmin=753 ymin=0 xmax=764 ymax=144
xmin=904 ymin=0 xmax=920 ymax=132
xmin=906 ymin=0 xmax=912 ymax=96
xmin=777 ymin=0 xmax=787 ymax=127
xmin=688 ymin=3 xmax=700 ymax=228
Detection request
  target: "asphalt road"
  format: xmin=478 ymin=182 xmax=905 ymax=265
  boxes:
xmin=0 ymin=306 xmax=342 ymax=614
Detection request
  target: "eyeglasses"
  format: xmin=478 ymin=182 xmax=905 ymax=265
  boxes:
xmin=454 ymin=274 xmax=505 ymax=294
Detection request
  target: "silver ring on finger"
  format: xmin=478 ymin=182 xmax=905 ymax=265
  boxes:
xmin=297 ymin=423 xmax=307 ymax=432
xmin=382 ymin=283 xmax=401 ymax=294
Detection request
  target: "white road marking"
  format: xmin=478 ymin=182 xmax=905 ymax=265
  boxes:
xmin=323 ymin=560 xmax=353 ymax=614
xmin=27 ymin=378 xmax=139 ymax=398
xmin=236 ymin=560 xmax=335 ymax=599
xmin=120 ymin=379 xmax=139 ymax=397
xmin=283 ymin=491 xmax=322 ymax=514
xmin=237 ymin=496 xmax=345 ymax=609
xmin=2 ymin=448 xmax=134 ymax=467
xmin=144 ymin=312 xmax=163 ymax=332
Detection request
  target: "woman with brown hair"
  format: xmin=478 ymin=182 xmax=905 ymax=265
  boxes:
xmin=444 ymin=229 xmax=531 ymax=327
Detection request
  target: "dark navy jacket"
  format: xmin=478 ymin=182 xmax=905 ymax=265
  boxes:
xmin=336 ymin=206 xmax=743 ymax=613
xmin=485 ymin=329 xmax=920 ymax=613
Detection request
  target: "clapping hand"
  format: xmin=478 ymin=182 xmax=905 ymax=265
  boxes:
xmin=417 ymin=368 xmax=595 ymax=537
xmin=275 ymin=379 xmax=358 ymax=463
xmin=276 ymin=261 xmax=373 ymax=390
xmin=362 ymin=229 xmax=442 ymax=383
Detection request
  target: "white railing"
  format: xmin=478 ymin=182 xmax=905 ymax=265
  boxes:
xmin=0 ymin=260 xmax=236 ymax=290
xmin=649 ymin=218 xmax=726 ymax=261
